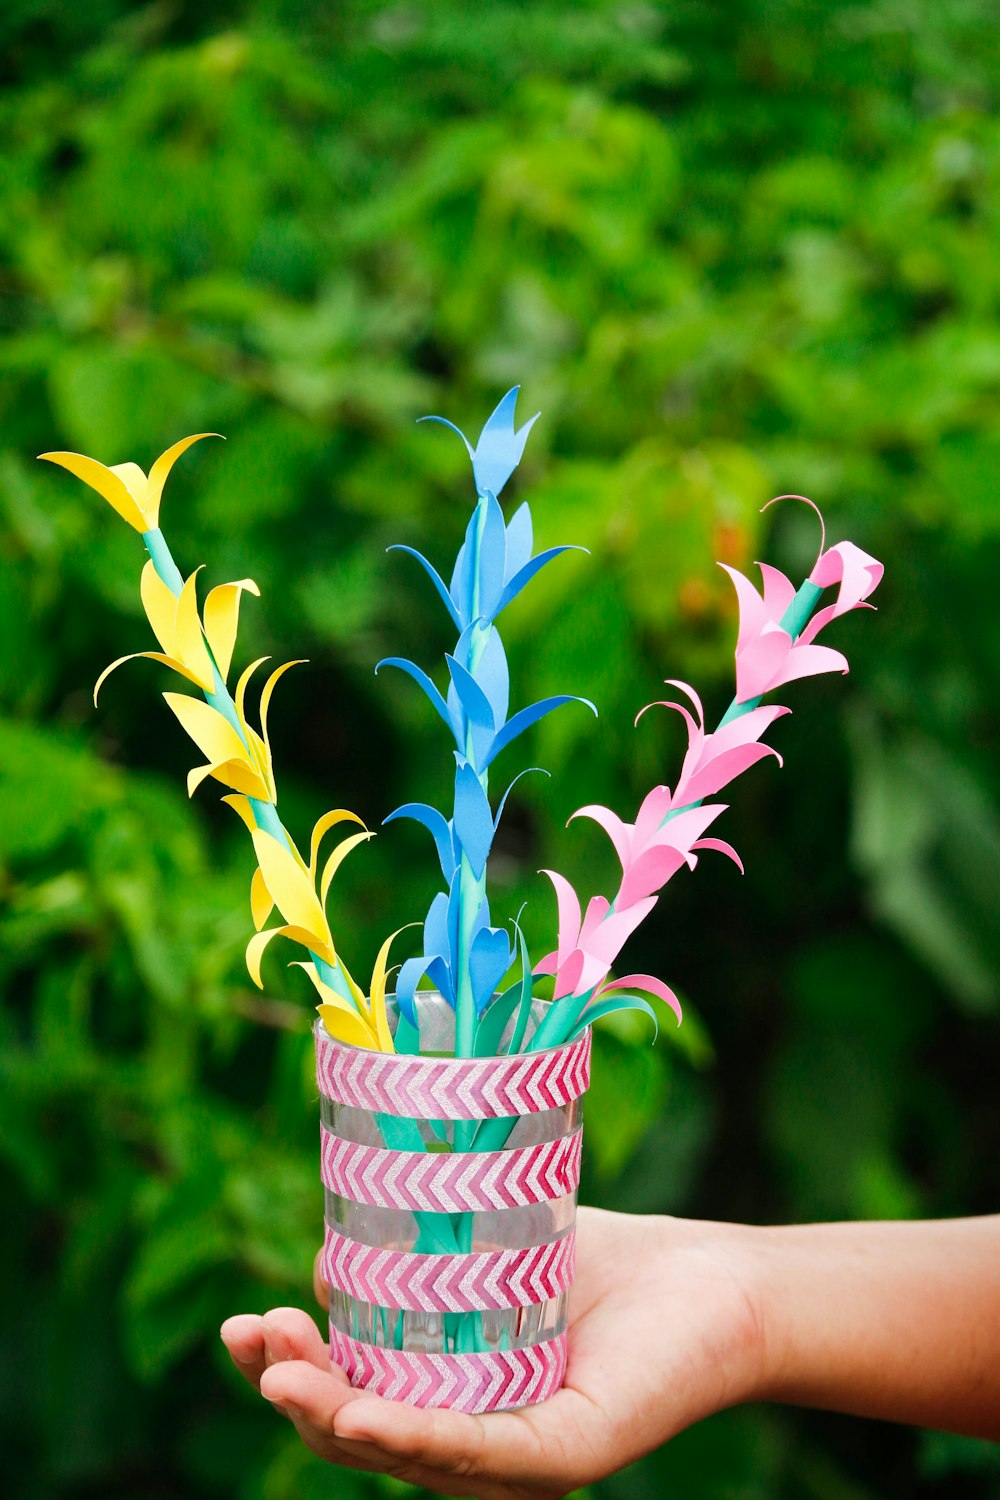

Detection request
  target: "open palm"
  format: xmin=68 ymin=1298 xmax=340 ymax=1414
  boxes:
xmin=221 ymin=1208 xmax=765 ymax=1499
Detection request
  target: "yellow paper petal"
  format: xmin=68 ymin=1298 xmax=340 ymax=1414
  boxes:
xmin=221 ymin=793 xmax=256 ymax=832
xmin=309 ymin=808 xmax=368 ymax=880
xmin=258 ymin=660 xmax=305 ymax=798
xmin=109 ymin=461 xmax=149 ymax=509
xmin=187 ymin=757 xmax=270 ymax=800
xmin=249 ymin=827 xmax=331 ymax=950
xmin=250 ymin=866 xmax=273 ymax=930
xmin=38 ymin=451 xmax=148 ymax=532
xmin=245 ymin=724 xmax=273 ymax=797
xmin=145 ymin=433 xmax=222 ymax=528
xmin=172 ymin=568 xmax=216 ymax=690
xmin=369 ymin=930 xmax=407 ymax=1051
xmin=140 ymin=560 xmax=182 ymax=656
xmin=369 ymin=928 xmax=404 ymax=1013
xmin=246 ymin=923 xmax=330 ymax=988
xmin=235 ymin=656 xmax=268 ymax=725
xmin=93 ymin=651 xmax=207 ymax=704
xmin=163 ymin=691 xmax=251 ymax=769
xmin=293 ymin=960 xmax=390 ymax=1050
xmin=319 ymin=831 xmax=374 ymax=908
xmin=316 ymin=1004 xmax=382 ymax=1050
xmin=371 ymin=982 xmax=395 ymax=1052
xmin=203 ymin=578 xmax=260 ymax=684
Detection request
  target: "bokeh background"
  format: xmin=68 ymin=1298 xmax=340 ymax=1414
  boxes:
xmin=3 ymin=2 xmax=1000 ymax=1496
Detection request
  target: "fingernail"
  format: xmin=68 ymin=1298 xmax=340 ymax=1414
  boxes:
xmin=220 ymin=1314 xmax=262 ymax=1340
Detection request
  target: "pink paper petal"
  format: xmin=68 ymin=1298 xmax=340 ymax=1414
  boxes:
xmin=583 ymin=895 xmax=657 ymax=964
xmin=691 ymin=836 xmax=744 ymax=873
xmin=552 ymin=946 xmax=586 ymax=1001
xmin=573 ymin=949 xmax=614 ymax=997
xmin=633 ymin=784 xmax=677 ymax=844
xmin=678 ymin=741 xmax=781 ymax=805
xmin=720 ymin=564 xmax=768 ymax=653
xmin=617 ymin=846 xmax=688 ymax=906
xmin=661 ymin=678 xmax=705 ymax=728
xmin=706 ymin=703 xmax=790 ymax=759
xmin=735 ymin=624 xmax=792 ymax=701
xmin=757 ymin=561 xmax=797 ymax=620
xmin=798 ymin=599 xmax=875 ymax=646
xmin=569 ymin=804 xmax=632 ymax=868
xmin=534 ymin=948 xmax=558 ymax=976
xmin=810 ymin=540 xmax=883 ymax=602
xmin=597 ymin=972 xmax=683 ymax=1026
xmin=647 ymin=801 xmax=727 ymax=853
xmin=772 ymin=642 xmax=849 ymax=690
xmin=540 ymin=869 xmax=582 ymax=965
xmin=579 ymin=894 xmax=612 ymax=941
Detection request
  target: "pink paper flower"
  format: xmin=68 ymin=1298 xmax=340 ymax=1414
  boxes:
xmin=535 ymin=870 xmax=657 ymax=999
xmin=802 ymin=540 xmax=884 ymax=642
xmin=721 ymin=561 xmax=850 ymax=704
xmin=638 ymin=680 xmax=790 ymax=809
xmin=722 ymin=522 xmax=883 ymax=706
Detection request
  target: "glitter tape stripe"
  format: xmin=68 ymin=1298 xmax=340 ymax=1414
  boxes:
xmin=321 ymin=1125 xmax=582 ymax=1213
xmin=329 ymin=1325 xmax=567 ymax=1412
xmin=322 ymin=1223 xmax=575 ymax=1313
xmin=315 ymin=1025 xmax=590 ymax=1121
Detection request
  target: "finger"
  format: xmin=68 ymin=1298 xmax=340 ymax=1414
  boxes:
xmin=259 ymin=1360 xmax=389 ymax=1472
xmin=260 ymin=1307 xmax=336 ymax=1376
xmin=313 ymin=1249 xmax=330 ymax=1310
xmin=220 ymin=1314 xmax=268 ymax=1388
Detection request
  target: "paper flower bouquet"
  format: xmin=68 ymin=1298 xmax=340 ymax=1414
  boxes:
xmin=41 ymin=390 xmax=881 ymax=1413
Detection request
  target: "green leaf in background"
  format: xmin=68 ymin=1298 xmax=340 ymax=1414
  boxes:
xmin=2 ymin=3 xmax=1000 ymax=1497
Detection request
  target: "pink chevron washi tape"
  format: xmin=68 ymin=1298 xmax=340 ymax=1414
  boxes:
xmin=322 ymin=1223 xmax=575 ymax=1313
xmin=329 ymin=1326 xmax=568 ymax=1413
xmin=321 ymin=1123 xmax=583 ymax=1213
xmin=316 ymin=1026 xmax=591 ymax=1120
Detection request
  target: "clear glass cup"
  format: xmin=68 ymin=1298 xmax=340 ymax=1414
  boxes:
xmin=317 ymin=993 xmax=585 ymax=1363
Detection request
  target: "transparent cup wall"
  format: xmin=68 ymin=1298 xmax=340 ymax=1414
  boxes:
xmin=321 ymin=993 xmax=580 ymax=1355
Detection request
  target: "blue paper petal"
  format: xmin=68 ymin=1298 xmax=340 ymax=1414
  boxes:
xmin=423 ymin=888 xmax=452 ymax=968
xmin=394 ymin=955 xmax=426 ymax=1025
xmin=483 ymin=694 xmax=597 ymax=768
xmin=503 ymin=501 xmax=533 ymax=582
xmin=416 ymin=414 xmax=474 ymax=460
xmin=476 ymin=491 xmax=507 ymax=618
xmin=425 ymin=952 xmax=455 ymax=1007
xmin=383 ymin=802 xmax=457 ymax=883
xmin=453 ymin=763 xmax=495 ymax=879
xmin=453 ymin=506 xmax=482 ymax=626
xmin=470 ymin=387 xmax=540 ymax=499
xmin=375 ymin=657 xmax=455 ymax=737
xmin=449 ymin=536 xmax=473 ymax=628
xmin=445 ymin=654 xmax=497 ymax=766
xmin=495 ymin=545 xmax=586 ymax=617
xmin=475 ymin=628 xmax=510 ymax=728
xmin=387 ymin=545 xmax=461 ymax=629
xmin=493 ymin=766 xmax=549 ymax=832
xmin=469 ymin=925 xmax=514 ymax=1014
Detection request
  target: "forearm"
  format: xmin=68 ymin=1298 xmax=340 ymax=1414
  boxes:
xmin=750 ymin=1216 xmax=1000 ymax=1439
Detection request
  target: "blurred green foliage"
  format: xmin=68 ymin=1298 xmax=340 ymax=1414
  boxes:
xmin=2 ymin=1 xmax=1000 ymax=1496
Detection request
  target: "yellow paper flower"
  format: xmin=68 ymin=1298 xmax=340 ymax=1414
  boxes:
xmin=94 ymin=560 xmax=260 ymax=697
xmin=301 ymin=928 xmax=404 ymax=1052
xmin=39 ymin=433 xmax=220 ymax=532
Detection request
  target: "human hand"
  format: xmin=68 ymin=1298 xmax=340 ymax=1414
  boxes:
xmin=220 ymin=1207 xmax=767 ymax=1499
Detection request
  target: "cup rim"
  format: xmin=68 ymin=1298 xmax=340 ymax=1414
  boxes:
xmin=313 ymin=990 xmax=589 ymax=1062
